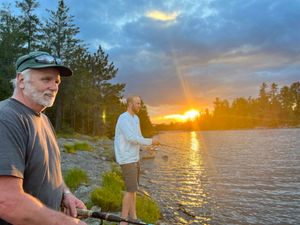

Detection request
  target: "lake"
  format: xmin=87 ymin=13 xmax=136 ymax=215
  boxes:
xmin=140 ymin=129 xmax=300 ymax=225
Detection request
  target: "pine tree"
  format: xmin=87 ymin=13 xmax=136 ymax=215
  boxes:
xmin=290 ymin=82 xmax=300 ymax=123
xmin=138 ymin=101 xmax=155 ymax=137
xmin=41 ymin=0 xmax=82 ymax=130
xmin=41 ymin=0 xmax=81 ymax=60
xmin=16 ymin=0 xmax=41 ymax=52
xmin=0 ymin=4 xmax=25 ymax=99
xmin=87 ymin=46 xmax=125 ymax=136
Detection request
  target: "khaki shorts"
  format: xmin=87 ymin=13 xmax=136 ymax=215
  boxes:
xmin=120 ymin=162 xmax=140 ymax=192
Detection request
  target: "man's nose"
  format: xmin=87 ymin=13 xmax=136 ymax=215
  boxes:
xmin=49 ymin=81 xmax=59 ymax=91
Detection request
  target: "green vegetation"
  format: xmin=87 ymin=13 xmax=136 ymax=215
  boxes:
xmin=74 ymin=141 xmax=93 ymax=151
xmin=102 ymin=171 xmax=125 ymax=191
xmin=90 ymin=166 xmax=161 ymax=223
xmin=90 ymin=171 xmax=124 ymax=211
xmin=64 ymin=141 xmax=93 ymax=153
xmin=137 ymin=195 xmax=161 ymax=223
xmin=64 ymin=143 xmax=76 ymax=153
xmin=64 ymin=168 xmax=89 ymax=191
xmin=90 ymin=186 xmax=122 ymax=211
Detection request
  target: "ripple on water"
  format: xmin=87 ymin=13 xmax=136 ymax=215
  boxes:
xmin=141 ymin=129 xmax=300 ymax=224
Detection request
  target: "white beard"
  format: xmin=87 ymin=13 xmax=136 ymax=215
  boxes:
xmin=23 ymin=81 xmax=57 ymax=108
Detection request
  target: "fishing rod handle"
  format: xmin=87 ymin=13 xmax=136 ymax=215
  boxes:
xmin=77 ymin=209 xmax=93 ymax=218
xmin=77 ymin=209 xmax=154 ymax=225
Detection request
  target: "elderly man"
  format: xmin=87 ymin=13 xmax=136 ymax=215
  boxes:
xmin=0 ymin=51 xmax=86 ymax=225
xmin=114 ymin=95 xmax=159 ymax=224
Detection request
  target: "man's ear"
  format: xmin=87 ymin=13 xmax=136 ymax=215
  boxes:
xmin=17 ymin=72 xmax=25 ymax=89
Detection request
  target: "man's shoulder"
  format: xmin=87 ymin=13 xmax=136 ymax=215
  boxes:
xmin=0 ymin=98 xmax=35 ymax=124
xmin=0 ymin=98 xmax=14 ymax=115
xmin=118 ymin=111 xmax=129 ymax=120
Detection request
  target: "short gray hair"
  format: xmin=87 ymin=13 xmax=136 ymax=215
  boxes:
xmin=10 ymin=69 xmax=31 ymax=89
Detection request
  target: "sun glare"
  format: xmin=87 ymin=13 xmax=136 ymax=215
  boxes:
xmin=164 ymin=109 xmax=200 ymax=122
xmin=185 ymin=110 xmax=200 ymax=120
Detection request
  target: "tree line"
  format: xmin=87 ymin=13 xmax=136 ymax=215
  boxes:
xmin=156 ymin=81 xmax=300 ymax=131
xmin=0 ymin=0 xmax=154 ymax=137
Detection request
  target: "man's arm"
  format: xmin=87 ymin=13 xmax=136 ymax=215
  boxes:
xmin=0 ymin=176 xmax=86 ymax=225
xmin=119 ymin=118 xmax=152 ymax=145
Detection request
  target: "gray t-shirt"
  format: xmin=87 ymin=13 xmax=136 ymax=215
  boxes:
xmin=0 ymin=98 xmax=64 ymax=224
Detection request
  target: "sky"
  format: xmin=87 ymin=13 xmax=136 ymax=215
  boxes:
xmin=1 ymin=0 xmax=300 ymax=123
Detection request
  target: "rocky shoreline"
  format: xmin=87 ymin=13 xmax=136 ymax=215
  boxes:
xmin=58 ymin=136 xmax=167 ymax=225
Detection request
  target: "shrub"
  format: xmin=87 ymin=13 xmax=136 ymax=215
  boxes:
xmin=102 ymin=171 xmax=125 ymax=191
xmin=90 ymin=170 xmax=124 ymax=211
xmin=90 ymin=165 xmax=161 ymax=224
xmin=110 ymin=163 xmax=122 ymax=177
xmin=90 ymin=187 xmax=122 ymax=211
xmin=137 ymin=195 xmax=161 ymax=223
xmin=64 ymin=143 xmax=76 ymax=153
xmin=74 ymin=141 xmax=93 ymax=151
xmin=64 ymin=168 xmax=89 ymax=191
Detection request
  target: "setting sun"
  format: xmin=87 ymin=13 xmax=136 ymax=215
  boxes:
xmin=164 ymin=109 xmax=200 ymax=122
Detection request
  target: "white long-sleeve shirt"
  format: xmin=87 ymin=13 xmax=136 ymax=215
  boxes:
xmin=114 ymin=111 xmax=152 ymax=164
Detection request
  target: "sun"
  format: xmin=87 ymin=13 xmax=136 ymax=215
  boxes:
xmin=184 ymin=109 xmax=200 ymax=121
xmin=164 ymin=109 xmax=200 ymax=122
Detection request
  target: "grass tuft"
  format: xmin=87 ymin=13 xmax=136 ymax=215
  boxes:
xmin=90 ymin=186 xmax=122 ymax=211
xmin=64 ymin=141 xmax=93 ymax=153
xmin=137 ymin=195 xmax=161 ymax=223
xmin=89 ymin=165 xmax=161 ymax=223
xmin=64 ymin=168 xmax=89 ymax=191
xmin=64 ymin=143 xmax=76 ymax=153
xmin=74 ymin=141 xmax=93 ymax=151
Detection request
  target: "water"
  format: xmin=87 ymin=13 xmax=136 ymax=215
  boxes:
xmin=140 ymin=129 xmax=300 ymax=225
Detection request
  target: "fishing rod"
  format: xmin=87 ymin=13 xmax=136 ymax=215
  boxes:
xmin=77 ymin=209 xmax=154 ymax=225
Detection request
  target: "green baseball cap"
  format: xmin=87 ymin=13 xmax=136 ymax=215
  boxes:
xmin=15 ymin=51 xmax=73 ymax=76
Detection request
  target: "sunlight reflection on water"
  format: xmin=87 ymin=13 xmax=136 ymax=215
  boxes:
xmin=140 ymin=129 xmax=300 ymax=225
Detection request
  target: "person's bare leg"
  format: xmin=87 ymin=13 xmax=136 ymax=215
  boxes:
xmin=120 ymin=192 xmax=134 ymax=225
xmin=129 ymin=192 xmax=137 ymax=220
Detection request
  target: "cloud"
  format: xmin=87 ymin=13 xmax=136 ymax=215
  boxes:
xmin=146 ymin=10 xmax=179 ymax=21
xmin=5 ymin=0 xmax=299 ymax=117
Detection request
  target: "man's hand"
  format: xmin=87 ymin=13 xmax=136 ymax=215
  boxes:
xmin=62 ymin=192 xmax=86 ymax=218
xmin=152 ymin=136 xmax=160 ymax=146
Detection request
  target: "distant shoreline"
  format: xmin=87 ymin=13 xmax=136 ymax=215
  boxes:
xmin=154 ymin=125 xmax=300 ymax=132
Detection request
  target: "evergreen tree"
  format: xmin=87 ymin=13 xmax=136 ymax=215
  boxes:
xmin=87 ymin=46 xmax=125 ymax=136
xmin=0 ymin=5 xmax=24 ymax=99
xmin=16 ymin=0 xmax=41 ymax=52
xmin=257 ymin=82 xmax=270 ymax=125
xmin=290 ymin=82 xmax=300 ymax=122
xmin=268 ymin=82 xmax=281 ymax=126
xmin=279 ymin=85 xmax=294 ymax=125
xmin=138 ymin=101 xmax=154 ymax=137
xmin=41 ymin=0 xmax=82 ymax=130
xmin=212 ymin=97 xmax=230 ymax=129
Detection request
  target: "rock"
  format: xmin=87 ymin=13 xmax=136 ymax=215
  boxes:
xmin=162 ymin=155 xmax=169 ymax=161
xmin=59 ymin=136 xmax=112 ymax=199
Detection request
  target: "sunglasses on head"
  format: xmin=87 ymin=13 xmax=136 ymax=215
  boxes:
xmin=34 ymin=54 xmax=62 ymax=65
xmin=17 ymin=54 xmax=62 ymax=70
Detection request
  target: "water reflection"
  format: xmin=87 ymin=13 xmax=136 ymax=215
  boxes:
xmin=141 ymin=129 xmax=300 ymax=225
xmin=190 ymin=131 xmax=200 ymax=151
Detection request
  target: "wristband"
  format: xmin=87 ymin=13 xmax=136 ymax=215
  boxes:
xmin=63 ymin=190 xmax=72 ymax=195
